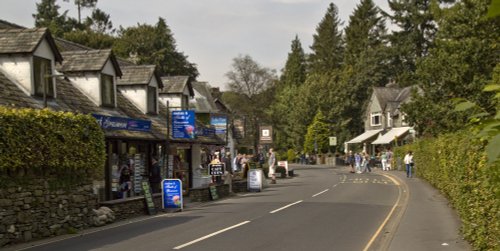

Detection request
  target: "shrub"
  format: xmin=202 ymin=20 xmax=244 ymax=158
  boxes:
xmin=0 ymin=108 xmax=106 ymax=183
xmin=395 ymin=130 xmax=499 ymax=250
xmin=286 ymin=149 xmax=296 ymax=162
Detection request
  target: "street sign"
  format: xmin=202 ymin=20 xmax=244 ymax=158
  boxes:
xmin=329 ymin=136 xmax=337 ymax=146
xmin=260 ymin=126 xmax=273 ymax=144
xmin=162 ymin=179 xmax=183 ymax=211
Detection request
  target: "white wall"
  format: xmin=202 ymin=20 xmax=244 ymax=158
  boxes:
xmin=120 ymin=86 xmax=147 ymax=113
xmin=67 ymin=73 xmax=100 ymax=106
xmin=159 ymin=94 xmax=182 ymax=108
xmin=0 ymin=55 xmax=32 ymax=95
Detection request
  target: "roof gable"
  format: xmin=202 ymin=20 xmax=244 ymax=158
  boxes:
xmin=57 ymin=49 xmax=122 ymax=76
xmin=117 ymin=65 xmax=163 ymax=88
xmin=0 ymin=28 xmax=62 ymax=62
xmin=160 ymin=76 xmax=193 ymax=96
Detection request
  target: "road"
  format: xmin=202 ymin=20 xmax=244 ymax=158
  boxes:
xmin=17 ymin=165 xmax=405 ymax=251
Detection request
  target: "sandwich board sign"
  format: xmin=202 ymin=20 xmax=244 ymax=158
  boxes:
xmin=162 ymin=179 xmax=183 ymax=211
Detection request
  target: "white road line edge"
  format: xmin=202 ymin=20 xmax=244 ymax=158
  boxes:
xmin=270 ymin=200 xmax=303 ymax=214
xmin=173 ymin=221 xmax=251 ymax=250
xmin=312 ymin=189 xmax=329 ymax=197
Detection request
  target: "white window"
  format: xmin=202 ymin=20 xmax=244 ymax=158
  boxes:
xmin=101 ymin=74 xmax=115 ymax=107
xmin=33 ymin=56 xmax=54 ymax=97
xmin=387 ymin=112 xmax=392 ymax=127
xmin=371 ymin=112 xmax=382 ymax=126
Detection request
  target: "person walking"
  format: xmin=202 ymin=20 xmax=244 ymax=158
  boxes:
xmin=354 ymin=152 xmax=362 ymax=174
xmin=361 ymin=152 xmax=371 ymax=173
xmin=268 ymin=148 xmax=277 ymax=184
xmin=404 ymin=151 xmax=414 ymax=178
xmin=386 ymin=148 xmax=393 ymax=171
xmin=346 ymin=151 xmax=355 ymax=173
xmin=149 ymin=156 xmax=162 ymax=193
xmin=381 ymin=150 xmax=388 ymax=171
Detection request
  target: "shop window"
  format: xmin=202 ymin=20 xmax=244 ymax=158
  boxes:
xmin=371 ymin=112 xmax=381 ymax=126
xmin=33 ymin=56 xmax=54 ymax=97
xmin=101 ymin=74 xmax=115 ymax=107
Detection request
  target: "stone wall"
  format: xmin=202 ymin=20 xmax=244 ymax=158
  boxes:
xmin=0 ymin=175 xmax=98 ymax=247
xmin=100 ymin=194 xmax=163 ymax=221
xmin=189 ymin=184 xmax=230 ymax=202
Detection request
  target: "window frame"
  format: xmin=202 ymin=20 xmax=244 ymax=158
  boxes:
xmin=371 ymin=112 xmax=382 ymax=126
xmin=101 ymin=73 xmax=115 ymax=107
xmin=33 ymin=56 xmax=54 ymax=98
xmin=147 ymin=86 xmax=157 ymax=114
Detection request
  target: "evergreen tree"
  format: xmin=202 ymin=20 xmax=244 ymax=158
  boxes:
xmin=113 ymin=18 xmax=199 ymax=79
xmin=303 ymin=110 xmax=330 ymax=154
xmin=309 ymin=2 xmax=344 ymax=74
xmin=385 ymin=0 xmax=436 ymax=86
xmin=63 ymin=0 xmax=98 ymax=24
xmin=33 ymin=0 xmax=76 ymax=37
xmin=280 ymin=35 xmax=307 ymax=88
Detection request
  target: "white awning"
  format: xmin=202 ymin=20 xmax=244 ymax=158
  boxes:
xmin=346 ymin=129 xmax=383 ymax=144
xmin=372 ymin=127 xmax=412 ymax=145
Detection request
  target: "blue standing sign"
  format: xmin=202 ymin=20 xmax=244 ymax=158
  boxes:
xmin=162 ymin=179 xmax=183 ymax=210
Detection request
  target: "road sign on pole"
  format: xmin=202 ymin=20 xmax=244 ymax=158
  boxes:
xmin=329 ymin=137 xmax=337 ymax=146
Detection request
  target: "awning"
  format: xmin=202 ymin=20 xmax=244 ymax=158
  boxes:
xmin=346 ymin=129 xmax=383 ymax=144
xmin=372 ymin=127 xmax=412 ymax=145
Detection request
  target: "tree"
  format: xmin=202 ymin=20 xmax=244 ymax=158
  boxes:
xmin=84 ymin=8 xmax=114 ymax=34
xmin=225 ymin=55 xmax=278 ymax=152
xmin=309 ymin=2 xmax=344 ymax=74
xmin=63 ymin=0 xmax=98 ymax=24
xmin=384 ymin=0 xmax=436 ymax=86
xmin=280 ymin=35 xmax=307 ymax=88
xmin=113 ymin=18 xmax=199 ymax=79
xmin=33 ymin=0 xmax=76 ymax=37
xmin=303 ymin=110 xmax=330 ymax=154
xmin=402 ymin=0 xmax=500 ymax=136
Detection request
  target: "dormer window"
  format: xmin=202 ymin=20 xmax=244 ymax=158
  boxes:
xmin=33 ymin=56 xmax=54 ymax=97
xmin=371 ymin=112 xmax=382 ymax=126
xmin=147 ymin=86 xmax=157 ymax=114
xmin=101 ymin=73 xmax=115 ymax=107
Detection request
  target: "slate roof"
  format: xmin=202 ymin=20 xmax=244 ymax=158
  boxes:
xmin=57 ymin=49 xmax=122 ymax=77
xmin=0 ymin=19 xmax=25 ymax=29
xmin=160 ymin=76 xmax=194 ymax=96
xmin=0 ymin=28 xmax=62 ymax=62
xmin=117 ymin=65 xmax=163 ymax=88
xmin=190 ymin=81 xmax=219 ymax=113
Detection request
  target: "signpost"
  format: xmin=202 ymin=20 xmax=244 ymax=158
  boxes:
xmin=162 ymin=179 xmax=183 ymax=211
xmin=329 ymin=136 xmax=337 ymax=146
xmin=141 ymin=181 xmax=156 ymax=215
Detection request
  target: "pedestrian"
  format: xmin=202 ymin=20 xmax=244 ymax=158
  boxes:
xmin=346 ymin=150 xmax=355 ymax=173
xmin=381 ymin=150 xmax=388 ymax=171
xmin=268 ymin=148 xmax=277 ymax=184
xmin=362 ymin=152 xmax=371 ymax=173
xmin=149 ymin=156 xmax=162 ymax=193
xmin=386 ymin=148 xmax=393 ymax=171
xmin=354 ymin=152 xmax=362 ymax=173
xmin=404 ymin=151 xmax=414 ymax=178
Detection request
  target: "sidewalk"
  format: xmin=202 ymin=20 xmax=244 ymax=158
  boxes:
xmin=385 ymin=170 xmax=471 ymax=251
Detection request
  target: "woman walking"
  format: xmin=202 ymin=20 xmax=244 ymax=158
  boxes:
xmin=404 ymin=151 xmax=414 ymax=178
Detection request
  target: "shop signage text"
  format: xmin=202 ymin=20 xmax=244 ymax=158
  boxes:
xmin=209 ymin=163 xmax=224 ymax=176
xmin=210 ymin=115 xmax=227 ymax=135
xmin=172 ymin=110 xmax=196 ymax=139
xmin=92 ymin=114 xmax=151 ymax=132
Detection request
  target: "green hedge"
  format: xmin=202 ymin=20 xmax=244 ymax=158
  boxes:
xmin=395 ymin=131 xmax=499 ymax=250
xmin=0 ymin=108 xmax=106 ymax=180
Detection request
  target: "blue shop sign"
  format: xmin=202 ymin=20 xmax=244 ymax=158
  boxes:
xmin=162 ymin=179 xmax=183 ymax=210
xmin=197 ymin=127 xmax=215 ymax=137
xmin=172 ymin=110 xmax=196 ymax=139
xmin=210 ymin=115 xmax=227 ymax=135
xmin=92 ymin=114 xmax=151 ymax=132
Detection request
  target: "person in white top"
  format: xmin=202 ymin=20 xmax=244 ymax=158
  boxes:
xmin=404 ymin=151 xmax=414 ymax=178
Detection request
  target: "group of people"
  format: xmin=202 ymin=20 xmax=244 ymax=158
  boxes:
xmin=345 ymin=149 xmax=415 ymax=178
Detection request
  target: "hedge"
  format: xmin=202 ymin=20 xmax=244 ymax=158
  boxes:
xmin=0 ymin=108 xmax=106 ymax=183
xmin=395 ymin=130 xmax=500 ymax=250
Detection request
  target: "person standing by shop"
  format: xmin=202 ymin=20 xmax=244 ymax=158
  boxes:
xmin=404 ymin=151 xmax=414 ymax=178
xmin=268 ymin=148 xmax=277 ymax=184
xmin=149 ymin=157 xmax=162 ymax=193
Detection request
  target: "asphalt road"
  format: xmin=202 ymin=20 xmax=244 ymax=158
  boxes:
xmin=17 ymin=165 xmax=403 ymax=251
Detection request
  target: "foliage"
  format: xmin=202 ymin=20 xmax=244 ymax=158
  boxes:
xmin=308 ymin=2 xmax=344 ymax=74
xmin=63 ymin=0 xmax=98 ymax=24
xmin=0 ymin=108 xmax=106 ymax=180
xmin=303 ymin=110 xmax=330 ymax=154
xmin=402 ymin=0 xmax=500 ymax=137
xmin=33 ymin=0 xmax=78 ymax=37
xmin=280 ymin=35 xmax=307 ymax=88
xmin=286 ymin=149 xmax=296 ymax=162
xmin=63 ymin=29 xmax=116 ymax=49
xmin=113 ymin=18 xmax=199 ymax=79
xmin=395 ymin=131 xmax=499 ymax=250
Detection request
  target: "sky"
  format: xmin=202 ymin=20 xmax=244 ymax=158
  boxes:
xmin=0 ymin=0 xmax=392 ymax=90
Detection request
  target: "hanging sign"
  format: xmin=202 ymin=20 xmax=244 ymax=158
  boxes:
xmin=162 ymin=179 xmax=183 ymax=210
xmin=259 ymin=126 xmax=273 ymax=144
xmin=210 ymin=115 xmax=227 ymax=136
xmin=92 ymin=114 xmax=151 ymax=132
xmin=172 ymin=110 xmax=196 ymax=139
